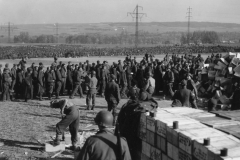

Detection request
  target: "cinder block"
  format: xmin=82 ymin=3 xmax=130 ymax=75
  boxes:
xmin=147 ymin=130 xmax=155 ymax=146
xmin=179 ymin=132 xmax=194 ymax=155
xmin=172 ymin=145 xmax=179 ymax=160
xmin=156 ymin=120 xmax=167 ymax=138
xmin=160 ymin=136 xmax=167 ymax=153
xmin=147 ymin=116 xmax=156 ymax=132
xmin=150 ymin=146 xmax=156 ymax=160
xmin=178 ymin=149 xmax=192 ymax=160
xmin=141 ymin=153 xmax=151 ymax=160
xmin=156 ymin=134 xmax=161 ymax=150
xmin=45 ymin=141 xmax=65 ymax=152
xmin=167 ymin=142 xmax=173 ymax=159
xmin=140 ymin=113 xmax=147 ymax=129
xmin=142 ymin=141 xmax=151 ymax=157
xmin=192 ymin=140 xmax=208 ymax=160
xmin=139 ymin=127 xmax=147 ymax=142
xmin=162 ymin=153 xmax=168 ymax=160
xmin=155 ymin=148 xmax=162 ymax=160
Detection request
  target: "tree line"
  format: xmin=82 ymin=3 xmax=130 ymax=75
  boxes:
xmin=180 ymin=31 xmax=220 ymax=44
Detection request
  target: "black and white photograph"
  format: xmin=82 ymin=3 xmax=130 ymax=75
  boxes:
xmin=0 ymin=0 xmax=240 ymax=159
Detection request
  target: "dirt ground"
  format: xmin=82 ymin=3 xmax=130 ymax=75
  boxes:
xmin=0 ymin=95 xmax=171 ymax=160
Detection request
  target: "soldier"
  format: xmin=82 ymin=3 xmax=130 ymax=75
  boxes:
xmin=105 ymin=74 xmax=121 ymax=125
xmin=163 ymin=65 xmax=174 ymax=99
xmin=55 ymin=65 xmax=62 ymax=99
xmin=100 ymin=65 xmax=108 ymax=97
xmin=51 ymin=99 xmax=79 ymax=150
xmin=2 ymin=68 xmax=11 ymax=101
xmin=172 ymin=80 xmax=198 ymax=108
xmin=125 ymin=61 xmax=132 ymax=88
xmin=86 ymin=71 xmax=98 ymax=110
xmin=61 ymin=64 xmax=67 ymax=95
xmin=37 ymin=64 xmax=45 ymax=101
xmin=70 ymin=65 xmax=84 ymax=99
xmin=16 ymin=65 xmax=26 ymax=99
xmin=32 ymin=66 xmax=39 ymax=98
xmin=77 ymin=110 xmax=131 ymax=160
xmin=46 ymin=66 xmax=56 ymax=100
xmin=10 ymin=64 xmax=17 ymax=92
xmin=24 ymin=68 xmax=33 ymax=102
xmin=66 ymin=64 xmax=73 ymax=95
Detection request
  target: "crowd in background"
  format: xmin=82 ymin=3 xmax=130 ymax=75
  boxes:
xmin=0 ymin=46 xmax=240 ymax=112
xmin=0 ymin=44 xmax=238 ymax=59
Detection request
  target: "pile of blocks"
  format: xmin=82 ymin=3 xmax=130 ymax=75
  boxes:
xmin=137 ymin=107 xmax=240 ymax=160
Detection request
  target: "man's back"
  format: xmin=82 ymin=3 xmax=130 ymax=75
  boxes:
xmin=77 ymin=129 xmax=131 ymax=160
xmin=105 ymin=81 xmax=120 ymax=103
xmin=173 ymin=88 xmax=191 ymax=107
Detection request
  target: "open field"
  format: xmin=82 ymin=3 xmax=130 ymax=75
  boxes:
xmin=0 ymin=95 xmax=171 ymax=160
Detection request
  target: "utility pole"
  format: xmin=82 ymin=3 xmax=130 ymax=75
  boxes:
xmin=186 ymin=7 xmax=192 ymax=45
xmin=128 ymin=5 xmax=147 ymax=48
xmin=55 ymin=23 xmax=59 ymax=43
xmin=1 ymin=22 xmax=15 ymax=43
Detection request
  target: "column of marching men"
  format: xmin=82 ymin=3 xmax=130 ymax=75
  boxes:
xmin=0 ymin=53 xmax=209 ymax=104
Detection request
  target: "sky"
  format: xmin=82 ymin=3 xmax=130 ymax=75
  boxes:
xmin=0 ymin=0 xmax=240 ymax=24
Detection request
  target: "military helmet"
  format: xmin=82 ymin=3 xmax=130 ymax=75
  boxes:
xmin=94 ymin=111 xmax=113 ymax=127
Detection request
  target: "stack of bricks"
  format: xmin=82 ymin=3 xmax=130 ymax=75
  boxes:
xmin=137 ymin=107 xmax=240 ymax=160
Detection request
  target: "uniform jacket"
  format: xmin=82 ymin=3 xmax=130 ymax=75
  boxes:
xmin=55 ymin=69 xmax=62 ymax=82
xmin=105 ymin=81 xmax=121 ymax=104
xmin=24 ymin=72 xmax=32 ymax=87
xmin=77 ymin=128 xmax=131 ymax=160
xmin=47 ymin=71 xmax=56 ymax=84
xmin=37 ymin=70 xmax=44 ymax=86
xmin=73 ymin=70 xmax=82 ymax=84
xmin=163 ymin=70 xmax=174 ymax=84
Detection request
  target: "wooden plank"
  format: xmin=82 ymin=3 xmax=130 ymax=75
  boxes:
xmin=45 ymin=142 xmax=65 ymax=152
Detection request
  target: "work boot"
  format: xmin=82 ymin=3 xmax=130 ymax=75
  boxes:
xmin=53 ymin=135 xmax=61 ymax=145
xmin=39 ymin=95 xmax=43 ymax=101
xmin=69 ymin=143 xmax=77 ymax=151
xmin=85 ymin=106 xmax=90 ymax=110
xmin=91 ymin=105 xmax=95 ymax=110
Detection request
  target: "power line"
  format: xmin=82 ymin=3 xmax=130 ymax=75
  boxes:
xmin=127 ymin=5 xmax=147 ymax=48
xmin=54 ymin=23 xmax=59 ymax=43
xmin=186 ymin=7 xmax=192 ymax=45
xmin=1 ymin=22 xmax=15 ymax=43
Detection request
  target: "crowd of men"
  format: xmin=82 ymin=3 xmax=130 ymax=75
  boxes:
xmin=0 ymin=44 xmax=238 ymax=59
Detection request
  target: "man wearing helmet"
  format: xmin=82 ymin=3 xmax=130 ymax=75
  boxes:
xmin=77 ymin=110 xmax=131 ymax=160
xmin=51 ymin=99 xmax=80 ymax=150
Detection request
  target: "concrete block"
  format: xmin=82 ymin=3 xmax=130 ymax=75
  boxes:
xmin=141 ymin=153 xmax=151 ymax=160
xmin=167 ymin=142 xmax=173 ymax=159
xmin=146 ymin=129 xmax=155 ymax=146
xmin=162 ymin=153 xmax=168 ymax=160
xmin=155 ymin=148 xmax=162 ymax=160
xmin=140 ymin=113 xmax=147 ymax=129
xmin=142 ymin=141 xmax=151 ymax=157
xmin=45 ymin=142 xmax=65 ymax=152
xmin=172 ymin=145 xmax=179 ymax=160
xmin=193 ymin=140 xmax=208 ymax=160
xmin=156 ymin=134 xmax=161 ymax=149
xmin=179 ymin=149 xmax=192 ymax=160
xmin=139 ymin=127 xmax=147 ymax=142
xmin=147 ymin=116 xmax=156 ymax=132
xmin=150 ymin=146 xmax=156 ymax=160
xmin=161 ymin=136 xmax=167 ymax=153
xmin=179 ymin=132 xmax=195 ymax=155
xmin=156 ymin=120 xmax=167 ymax=138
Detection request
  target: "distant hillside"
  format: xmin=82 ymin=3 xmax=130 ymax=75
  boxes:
xmin=0 ymin=21 xmax=240 ymax=43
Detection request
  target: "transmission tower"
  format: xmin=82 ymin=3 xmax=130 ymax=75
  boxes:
xmin=128 ymin=5 xmax=147 ymax=48
xmin=55 ymin=23 xmax=59 ymax=43
xmin=1 ymin=22 xmax=15 ymax=43
xmin=186 ymin=7 xmax=192 ymax=45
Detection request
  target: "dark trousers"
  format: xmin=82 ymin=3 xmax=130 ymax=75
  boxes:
xmin=47 ymin=83 xmax=54 ymax=98
xmin=55 ymin=81 xmax=62 ymax=97
xmin=11 ymin=80 xmax=16 ymax=90
xmin=100 ymin=79 xmax=106 ymax=95
xmin=61 ymin=78 xmax=66 ymax=95
xmin=107 ymin=101 xmax=118 ymax=125
xmin=2 ymin=83 xmax=10 ymax=101
xmin=71 ymin=83 xmax=83 ymax=97
xmin=127 ymin=75 xmax=132 ymax=88
xmin=38 ymin=84 xmax=44 ymax=99
xmin=86 ymin=91 xmax=96 ymax=108
xmin=163 ymin=82 xmax=173 ymax=97
xmin=120 ymin=83 xmax=127 ymax=97
xmin=56 ymin=110 xmax=80 ymax=144
xmin=24 ymin=85 xmax=33 ymax=101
